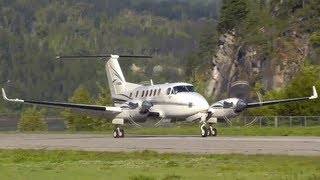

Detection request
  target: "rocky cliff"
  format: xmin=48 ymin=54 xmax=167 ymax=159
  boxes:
xmin=206 ymin=30 xmax=309 ymax=99
xmin=205 ymin=0 xmax=315 ymax=100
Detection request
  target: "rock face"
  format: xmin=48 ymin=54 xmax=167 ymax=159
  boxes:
xmin=206 ymin=31 xmax=237 ymax=98
xmin=206 ymin=30 xmax=308 ymax=99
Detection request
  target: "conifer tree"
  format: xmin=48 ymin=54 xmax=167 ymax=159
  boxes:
xmin=217 ymin=0 xmax=248 ymax=33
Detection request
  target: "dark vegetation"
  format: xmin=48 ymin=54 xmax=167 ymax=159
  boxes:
xmin=62 ymin=85 xmax=113 ymax=131
xmin=0 ymin=0 xmax=221 ymax=114
xmin=248 ymin=66 xmax=320 ymax=116
xmin=18 ymin=107 xmax=47 ymax=131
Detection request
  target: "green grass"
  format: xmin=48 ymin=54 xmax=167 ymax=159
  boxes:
xmin=126 ymin=126 xmax=320 ymax=136
xmin=0 ymin=149 xmax=319 ymax=180
xmin=1 ymin=126 xmax=320 ymax=136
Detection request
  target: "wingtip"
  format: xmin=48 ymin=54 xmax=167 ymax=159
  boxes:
xmin=2 ymin=88 xmax=7 ymax=100
xmin=310 ymin=86 xmax=318 ymax=99
xmin=1 ymin=88 xmax=24 ymax=102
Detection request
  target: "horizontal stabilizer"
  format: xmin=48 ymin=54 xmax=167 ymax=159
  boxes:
xmin=56 ymin=54 xmax=152 ymax=59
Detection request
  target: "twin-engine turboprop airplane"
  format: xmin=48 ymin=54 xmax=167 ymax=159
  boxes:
xmin=2 ymin=54 xmax=318 ymax=137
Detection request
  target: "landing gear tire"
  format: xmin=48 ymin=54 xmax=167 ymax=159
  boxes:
xmin=208 ymin=126 xmax=217 ymax=137
xmin=119 ymin=129 xmax=125 ymax=138
xmin=201 ymin=125 xmax=208 ymax=137
xmin=113 ymin=129 xmax=119 ymax=138
xmin=113 ymin=127 xmax=125 ymax=138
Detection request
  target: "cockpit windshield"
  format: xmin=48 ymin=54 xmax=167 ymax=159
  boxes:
xmin=173 ymin=86 xmax=195 ymax=94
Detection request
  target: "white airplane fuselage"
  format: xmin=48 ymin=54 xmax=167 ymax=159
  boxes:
xmin=114 ymin=82 xmax=211 ymax=120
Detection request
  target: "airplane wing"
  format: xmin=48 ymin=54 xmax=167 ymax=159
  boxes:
xmin=1 ymin=88 xmax=122 ymax=119
xmin=246 ymin=86 xmax=318 ymax=108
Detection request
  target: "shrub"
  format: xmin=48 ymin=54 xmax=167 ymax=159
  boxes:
xmin=18 ymin=107 xmax=48 ymax=131
xmin=62 ymin=85 xmax=112 ymax=131
xmin=62 ymin=110 xmax=112 ymax=131
xmin=310 ymin=33 xmax=320 ymax=47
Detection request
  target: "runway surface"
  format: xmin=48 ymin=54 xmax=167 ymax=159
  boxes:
xmin=0 ymin=134 xmax=319 ymax=155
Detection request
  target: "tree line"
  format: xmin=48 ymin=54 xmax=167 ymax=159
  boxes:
xmin=0 ymin=0 xmax=221 ymax=113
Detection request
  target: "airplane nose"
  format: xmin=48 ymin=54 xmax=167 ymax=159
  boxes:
xmin=192 ymin=94 xmax=209 ymax=111
xmin=200 ymin=97 xmax=209 ymax=110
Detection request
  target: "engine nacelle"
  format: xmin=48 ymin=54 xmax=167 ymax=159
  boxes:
xmin=209 ymin=98 xmax=248 ymax=116
xmin=127 ymin=100 xmax=153 ymax=114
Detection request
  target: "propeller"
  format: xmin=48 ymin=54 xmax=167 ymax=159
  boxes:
xmin=234 ymin=99 xmax=248 ymax=112
xmin=140 ymin=101 xmax=153 ymax=113
xmin=127 ymin=100 xmax=153 ymax=114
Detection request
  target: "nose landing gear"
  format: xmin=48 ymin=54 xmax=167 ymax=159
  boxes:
xmin=200 ymin=124 xmax=208 ymax=137
xmin=113 ymin=126 xmax=125 ymax=138
xmin=208 ymin=124 xmax=217 ymax=136
xmin=200 ymin=123 xmax=217 ymax=137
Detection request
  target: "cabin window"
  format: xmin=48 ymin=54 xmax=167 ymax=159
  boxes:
xmin=166 ymin=88 xmax=171 ymax=95
xmin=149 ymin=90 xmax=153 ymax=96
xmin=223 ymin=101 xmax=233 ymax=108
xmin=130 ymin=93 xmax=132 ymax=98
xmin=153 ymin=89 xmax=157 ymax=96
xmin=136 ymin=91 xmax=139 ymax=97
xmin=141 ymin=90 xmax=145 ymax=97
xmin=173 ymin=85 xmax=195 ymax=94
xmin=146 ymin=90 xmax=149 ymax=97
xmin=158 ymin=88 xmax=161 ymax=95
xmin=186 ymin=86 xmax=195 ymax=92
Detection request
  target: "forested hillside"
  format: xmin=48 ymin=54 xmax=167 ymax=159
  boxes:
xmin=0 ymin=0 xmax=221 ymax=113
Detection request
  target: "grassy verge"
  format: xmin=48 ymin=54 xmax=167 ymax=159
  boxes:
xmin=0 ymin=149 xmax=319 ymax=180
xmin=127 ymin=126 xmax=320 ymax=136
xmin=1 ymin=126 xmax=320 ymax=136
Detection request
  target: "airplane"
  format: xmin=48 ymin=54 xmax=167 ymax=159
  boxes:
xmin=1 ymin=54 xmax=318 ymax=138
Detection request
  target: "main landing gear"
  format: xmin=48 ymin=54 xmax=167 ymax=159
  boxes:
xmin=113 ymin=126 xmax=125 ymax=138
xmin=200 ymin=123 xmax=217 ymax=137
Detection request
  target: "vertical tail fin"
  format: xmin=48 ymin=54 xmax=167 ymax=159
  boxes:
xmin=104 ymin=55 xmax=153 ymax=102
xmin=105 ymin=55 xmax=127 ymax=99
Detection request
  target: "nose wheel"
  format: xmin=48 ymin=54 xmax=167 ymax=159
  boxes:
xmin=200 ymin=123 xmax=217 ymax=137
xmin=208 ymin=124 xmax=217 ymax=136
xmin=113 ymin=126 xmax=125 ymax=138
